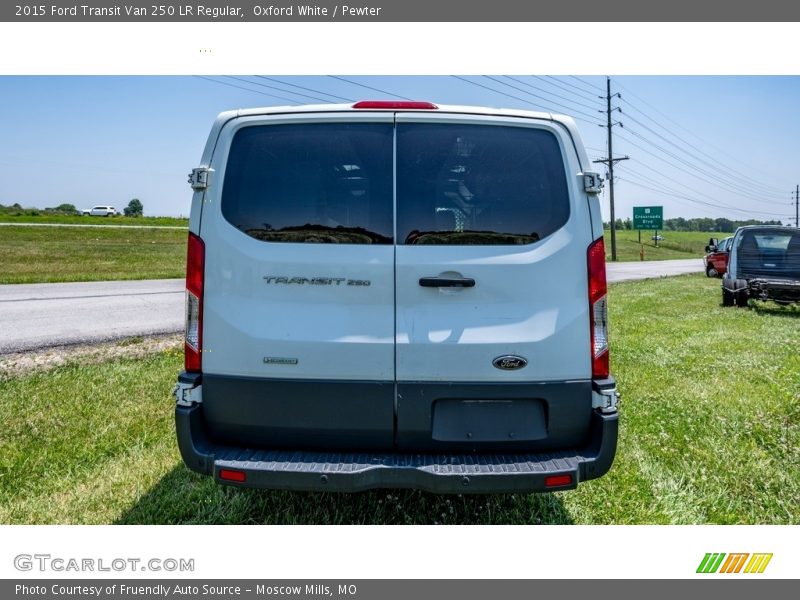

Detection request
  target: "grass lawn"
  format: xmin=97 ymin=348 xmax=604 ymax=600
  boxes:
xmin=605 ymin=229 xmax=714 ymax=262
xmin=0 ymin=225 xmax=186 ymax=283
xmin=1 ymin=274 xmax=798 ymax=524
xmin=0 ymin=213 xmax=188 ymax=227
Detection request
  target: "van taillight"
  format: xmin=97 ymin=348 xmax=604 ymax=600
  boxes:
xmin=352 ymin=100 xmax=438 ymax=110
xmin=185 ymin=232 xmax=205 ymax=373
xmin=587 ymin=237 xmax=609 ymax=379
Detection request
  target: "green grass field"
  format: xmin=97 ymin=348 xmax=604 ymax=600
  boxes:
xmin=0 ymin=225 xmax=186 ymax=283
xmin=0 ymin=212 xmax=188 ymax=227
xmin=605 ymin=229 xmax=714 ymax=261
xmin=1 ymin=274 xmax=797 ymax=524
xmin=0 ymin=224 xmax=715 ymax=286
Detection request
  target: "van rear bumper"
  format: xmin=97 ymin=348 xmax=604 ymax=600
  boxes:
xmin=175 ymin=400 xmax=618 ymax=494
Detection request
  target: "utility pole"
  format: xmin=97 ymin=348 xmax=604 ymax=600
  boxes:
xmin=593 ymin=76 xmax=628 ymax=261
xmin=794 ymin=185 xmax=799 ymax=227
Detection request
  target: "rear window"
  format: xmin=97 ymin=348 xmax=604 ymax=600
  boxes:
xmin=737 ymin=230 xmax=800 ymax=278
xmin=221 ymin=122 xmax=394 ymax=244
xmin=396 ymin=123 xmax=570 ymax=245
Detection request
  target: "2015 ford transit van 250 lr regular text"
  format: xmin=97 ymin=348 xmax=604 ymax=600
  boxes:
xmin=173 ymin=101 xmax=620 ymax=493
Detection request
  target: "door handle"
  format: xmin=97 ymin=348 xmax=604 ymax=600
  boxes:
xmin=419 ymin=277 xmax=475 ymax=288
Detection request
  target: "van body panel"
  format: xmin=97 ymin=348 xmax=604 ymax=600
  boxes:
xmin=200 ymin=112 xmax=396 ymax=382
xmin=394 ymin=112 xmax=593 ymax=383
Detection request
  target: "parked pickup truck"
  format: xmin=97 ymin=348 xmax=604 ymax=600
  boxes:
xmin=722 ymin=226 xmax=800 ymax=307
xmin=704 ymin=236 xmax=733 ymax=277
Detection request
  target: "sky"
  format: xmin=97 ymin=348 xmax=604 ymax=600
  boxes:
xmin=0 ymin=75 xmax=798 ymax=224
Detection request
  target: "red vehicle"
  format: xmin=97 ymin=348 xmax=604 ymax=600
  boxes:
xmin=704 ymin=236 xmax=733 ymax=277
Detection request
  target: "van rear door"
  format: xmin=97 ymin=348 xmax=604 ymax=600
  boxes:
xmin=200 ymin=113 xmax=397 ymax=449
xmin=393 ymin=113 xmax=594 ymax=451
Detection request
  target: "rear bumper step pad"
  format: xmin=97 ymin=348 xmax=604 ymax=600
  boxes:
xmin=176 ymin=404 xmax=617 ymax=493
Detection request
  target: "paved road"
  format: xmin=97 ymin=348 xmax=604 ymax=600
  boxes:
xmin=0 ymin=279 xmax=183 ymax=354
xmin=607 ymin=257 xmax=702 ymax=283
xmin=0 ymin=259 xmax=702 ymax=354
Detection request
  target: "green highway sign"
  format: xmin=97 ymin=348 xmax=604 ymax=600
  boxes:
xmin=633 ymin=206 xmax=663 ymax=230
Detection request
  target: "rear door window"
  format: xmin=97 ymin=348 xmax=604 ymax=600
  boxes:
xmin=221 ymin=122 xmax=394 ymax=244
xmin=395 ymin=123 xmax=570 ymax=245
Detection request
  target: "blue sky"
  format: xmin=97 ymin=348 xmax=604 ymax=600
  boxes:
xmin=0 ymin=75 xmax=797 ymax=223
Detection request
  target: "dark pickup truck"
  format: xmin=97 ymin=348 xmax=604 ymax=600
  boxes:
xmin=722 ymin=226 xmax=800 ymax=307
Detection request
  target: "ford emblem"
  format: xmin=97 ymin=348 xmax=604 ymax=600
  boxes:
xmin=492 ymin=355 xmax=528 ymax=370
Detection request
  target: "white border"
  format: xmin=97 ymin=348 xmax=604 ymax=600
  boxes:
xmin=0 ymin=22 xmax=799 ymax=75
xmin=1 ymin=525 xmax=796 ymax=579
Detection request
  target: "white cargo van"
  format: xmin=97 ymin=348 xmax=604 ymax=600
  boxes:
xmin=174 ymin=101 xmax=619 ymax=493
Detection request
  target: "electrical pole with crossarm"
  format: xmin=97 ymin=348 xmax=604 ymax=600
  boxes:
xmin=593 ymin=76 xmax=628 ymax=262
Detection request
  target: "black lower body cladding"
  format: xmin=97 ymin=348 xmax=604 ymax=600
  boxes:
xmin=200 ymin=375 xmax=592 ymax=453
xmin=175 ymin=373 xmax=618 ymax=493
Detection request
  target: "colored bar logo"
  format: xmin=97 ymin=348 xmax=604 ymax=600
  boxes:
xmin=697 ymin=553 xmax=772 ymax=574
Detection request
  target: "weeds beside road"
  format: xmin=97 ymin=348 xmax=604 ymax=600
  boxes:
xmin=606 ymin=229 xmax=712 ymax=261
xmin=1 ymin=275 xmax=798 ymax=524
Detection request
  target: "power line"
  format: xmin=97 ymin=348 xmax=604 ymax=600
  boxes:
xmin=614 ymin=80 xmax=786 ymax=193
xmin=621 ymin=176 xmax=794 ymax=219
xmin=482 ymin=76 xmax=604 ymax=123
xmin=327 ymin=76 xmax=412 ymax=100
xmin=504 ymin=76 xmax=601 ymax=112
xmin=621 ymin=163 xmax=755 ymax=212
xmin=193 ymin=76 xmax=300 ymax=104
xmin=450 ymin=76 xmax=603 ymax=129
xmin=255 ymin=76 xmax=354 ymax=102
xmin=620 ymin=112 xmax=785 ymax=200
xmin=536 ymin=76 xmax=600 ymax=102
xmin=569 ymin=75 xmax=604 ymax=92
xmin=451 ymin=75 xmax=547 ymax=111
xmin=616 ymin=129 xmax=784 ymax=206
xmin=224 ymin=76 xmax=335 ymax=103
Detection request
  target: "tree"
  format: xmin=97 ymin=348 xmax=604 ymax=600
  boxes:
xmin=54 ymin=203 xmax=77 ymax=214
xmin=124 ymin=198 xmax=143 ymax=217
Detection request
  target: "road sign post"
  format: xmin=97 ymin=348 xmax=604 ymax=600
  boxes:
xmin=633 ymin=206 xmax=664 ymax=249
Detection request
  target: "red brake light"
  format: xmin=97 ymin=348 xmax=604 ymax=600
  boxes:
xmin=219 ymin=469 xmax=246 ymax=483
xmin=185 ymin=232 xmax=205 ymax=373
xmin=352 ymin=100 xmax=438 ymax=110
xmin=545 ymin=474 xmax=573 ymax=488
xmin=587 ymin=237 xmax=607 ymax=304
xmin=588 ymin=237 xmax=609 ymax=379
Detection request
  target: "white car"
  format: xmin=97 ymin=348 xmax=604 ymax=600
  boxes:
xmin=82 ymin=205 xmax=116 ymax=216
xmin=173 ymin=101 xmax=620 ymax=493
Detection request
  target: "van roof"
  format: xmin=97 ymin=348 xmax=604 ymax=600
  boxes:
xmin=228 ymin=102 xmax=572 ymax=125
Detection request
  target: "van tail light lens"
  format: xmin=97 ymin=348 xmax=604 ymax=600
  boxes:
xmin=587 ymin=237 xmax=609 ymax=379
xmin=185 ymin=232 xmax=205 ymax=373
xmin=545 ymin=474 xmax=573 ymax=488
xmin=352 ymin=100 xmax=438 ymax=110
xmin=219 ymin=469 xmax=246 ymax=483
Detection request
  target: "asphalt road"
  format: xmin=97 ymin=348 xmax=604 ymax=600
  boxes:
xmin=606 ymin=257 xmax=703 ymax=283
xmin=0 ymin=279 xmax=183 ymax=354
xmin=0 ymin=258 xmax=702 ymax=354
